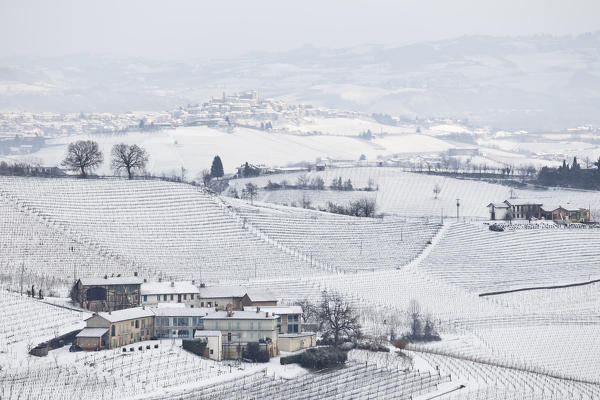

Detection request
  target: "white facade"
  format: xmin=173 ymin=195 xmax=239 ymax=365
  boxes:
xmin=194 ymin=331 xmax=223 ymax=361
xmin=141 ymin=281 xmax=199 ymax=307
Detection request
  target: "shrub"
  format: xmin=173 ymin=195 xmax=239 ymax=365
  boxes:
xmin=280 ymin=347 xmax=348 ymax=369
xmin=182 ymin=339 xmax=207 ymax=357
xmin=242 ymin=342 xmax=270 ymax=363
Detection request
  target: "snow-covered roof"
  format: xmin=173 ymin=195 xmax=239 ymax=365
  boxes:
xmin=80 ymin=277 xmax=143 ymax=286
xmin=244 ymin=306 xmax=302 ymax=315
xmin=76 ymin=328 xmax=108 ymax=338
xmin=199 ymin=286 xmax=246 ymax=298
xmin=487 ymin=203 xmax=509 ymax=208
xmin=94 ymin=307 xmax=155 ymax=323
xmin=194 ymin=330 xmax=221 ymax=338
xmin=151 ymin=307 xmax=212 ymax=317
xmin=141 ymin=281 xmax=199 ymax=295
xmin=203 ymin=310 xmax=278 ymax=320
xmin=244 ymin=289 xmax=277 ymax=302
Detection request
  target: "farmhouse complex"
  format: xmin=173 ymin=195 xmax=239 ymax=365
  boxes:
xmin=488 ymin=200 xmax=591 ymax=223
xmin=73 ymin=277 xmax=313 ymax=358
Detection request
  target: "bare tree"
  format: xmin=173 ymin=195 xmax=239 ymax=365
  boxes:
xmin=61 ymin=140 xmax=104 ymax=177
xmin=318 ymin=291 xmax=362 ymax=346
xmin=433 ymin=184 xmax=441 ymax=199
xmin=111 ymin=143 xmax=149 ymax=179
xmin=200 ymin=169 xmax=212 ymax=186
xmin=296 ymin=174 xmax=309 ymax=188
xmin=297 ymin=299 xmax=318 ymax=324
xmin=243 ymin=182 xmax=258 ymax=205
xmin=407 ymin=299 xmax=422 ymax=339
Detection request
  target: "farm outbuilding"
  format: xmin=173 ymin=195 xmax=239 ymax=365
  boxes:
xmin=71 ymin=276 xmax=143 ymax=312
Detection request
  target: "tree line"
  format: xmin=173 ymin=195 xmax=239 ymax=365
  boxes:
xmin=536 ymin=156 xmax=600 ymax=190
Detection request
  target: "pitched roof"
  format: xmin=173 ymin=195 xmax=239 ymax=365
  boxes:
xmin=199 ymin=285 xmax=246 ymax=298
xmin=80 ymin=277 xmax=143 ymax=286
xmin=203 ymin=310 xmax=278 ymax=320
xmin=151 ymin=307 xmax=212 ymax=317
xmin=141 ymin=281 xmax=199 ymax=295
xmin=95 ymin=307 xmax=155 ymax=323
xmin=76 ymin=328 xmax=108 ymax=338
xmin=244 ymin=306 xmax=302 ymax=315
xmin=244 ymin=289 xmax=277 ymax=302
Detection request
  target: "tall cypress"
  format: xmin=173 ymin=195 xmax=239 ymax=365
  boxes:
xmin=211 ymin=156 xmax=224 ymax=178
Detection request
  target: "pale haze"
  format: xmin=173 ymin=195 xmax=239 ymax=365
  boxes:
xmin=1 ymin=0 xmax=599 ymax=59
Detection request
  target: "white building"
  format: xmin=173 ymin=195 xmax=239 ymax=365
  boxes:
xmin=141 ymin=281 xmax=199 ymax=307
xmin=194 ymin=330 xmax=223 ymax=361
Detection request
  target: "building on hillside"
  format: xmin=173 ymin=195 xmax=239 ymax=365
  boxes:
xmin=488 ymin=200 xmax=592 ymax=223
xmin=193 ymin=331 xmax=223 ymax=361
xmin=78 ymin=307 xmax=155 ymax=349
xmin=244 ymin=305 xmax=316 ymax=352
xmin=244 ymin=306 xmax=302 ymax=334
xmin=153 ymin=305 xmax=208 ymax=339
xmin=551 ymin=207 xmax=591 ymax=223
xmin=71 ymin=276 xmax=143 ymax=312
xmin=202 ymin=308 xmax=279 ymax=359
xmin=197 ymin=286 xmax=247 ymax=309
xmin=503 ymin=200 xmax=545 ymax=220
xmin=141 ymin=281 xmax=199 ymax=307
xmin=486 ymin=203 xmax=510 ymax=221
xmin=241 ymin=289 xmax=278 ymax=308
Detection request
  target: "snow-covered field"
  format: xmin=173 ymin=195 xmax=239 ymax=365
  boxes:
xmin=229 ymin=167 xmax=600 ymax=218
xmin=1 ymin=176 xmax=599 ymax=398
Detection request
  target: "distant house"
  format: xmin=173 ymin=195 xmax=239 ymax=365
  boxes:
xmin=488 ymin=200 xmax=591 ymax=222
xmin=315 ymin=163 xmax=326 ymax=171
xmin=193 ymin=330 xmax=223 ymax=361
xmin=153 ymin=305 xmax=207 ymax=339
xmin=202 ymin=308 xmax=279 ymax=358
xmin=487 ymin=203 xmax=510 ymax=221
xmin=241 ymin=289 xmax=278 ymax=307
xmin=78 ymin=307 xmax=155 ymax=349
xmin=244 ymin=305 xmax=302 ymax=334
xmin=71 ymin=276 xmax=143 ymax=312
xmin=197 ymin=285 xmax=247 ymax=309
xmin=141 ymin=281 xmax=199 ymax=307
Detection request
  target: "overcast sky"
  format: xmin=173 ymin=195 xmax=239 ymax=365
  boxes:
xmin=1 ymin=0 xmax=599 ymax=60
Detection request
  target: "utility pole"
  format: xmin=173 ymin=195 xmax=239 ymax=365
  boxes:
xmin=456 ymin=198 xmax=460 ymax=220
xmin=20 ymin=261 xmax=25 ymax=296
xmin=441 ymin=208 xmax=444 ymax=224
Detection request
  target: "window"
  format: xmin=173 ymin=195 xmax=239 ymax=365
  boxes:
xmin=215 ymin=321 xmax=219 ymax=329
xmin=215 ymin=302 xmax=219 ymax=307
xmin=178 ymin=317 xmax=189 ymax=326
xmin=111 ymin=325 xmax=115 ymax=336
xmin=170 ymin=294 xmax=174 ymax=301
xmin=210 ymin=349 xmax=213 ymax=355
xmin=287 ymin=324 xmax=299 ymax=333
xmin=184 ymin=294 xmax=187 ymax=300
xmin=164 ymin=295 xmax=167 ymax=301
xmin=135 ymin=320 xmax=139 ymax=329
xmin=250 ymin=322 xmax=254 ymax=330
xmin=227 ymin=321 xmax=231 ymax=330
xmin=191 ymin=294 xmax=194 ymax=300
xmin=131 ymin=321 xmax=134 ymax=327
xmin=201 ymin=302 xmax=204 ymax=307
xmin=250 ymin=332 xmax=254 ymax=340
xmin=258 ymin=322 xmax=261 ymax=330
xmin=142 ymin=319 xmax=146 ymax=328
xmin=208 ymin=302 xmax=212 ymax=307
xmin=143 ymin=295 xmax=147 ymax=302
xmin=157 ymin=295 xmax=160 ymax=301
xmin=236 ymin=322 xmax=240 ymax=329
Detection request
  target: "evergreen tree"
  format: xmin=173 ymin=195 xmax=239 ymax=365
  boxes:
xmin=210 ymin=156 xmax=224 ymax=178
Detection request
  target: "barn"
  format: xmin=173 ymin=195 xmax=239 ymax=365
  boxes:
xmin=71 ymin=276 xmax=143 ymax=312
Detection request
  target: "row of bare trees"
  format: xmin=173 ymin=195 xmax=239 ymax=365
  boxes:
xmin=61 ymin=140 xmax=149 ymax=178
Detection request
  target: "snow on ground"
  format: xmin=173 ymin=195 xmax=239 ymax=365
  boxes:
xmin=229 ymin=167 xmax=600 ymax=218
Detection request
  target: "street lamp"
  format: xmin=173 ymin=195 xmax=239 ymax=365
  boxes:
xmin=456 ymin=198 xmax=460 ymax=220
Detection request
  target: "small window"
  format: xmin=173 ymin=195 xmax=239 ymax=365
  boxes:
xmin=210 ymin=349 xmax=213 ymax=355
xmin=170 ymin=294 xmax=174 ymax=301
xmin=143 ymin=295 xmax=147 ymax=302
xmin=131 ymin=321 xmax=134 ymax=327
xmin=164 ymin=295 xmax=167 ymax=301
xmin=135 ymin=320 xmax=139 ymax=329
xmin=201 ymin=302 xmax=204 ymax=307
xmin=157 ymin=295 xmax=160 ymax=301
xmin=184 ymin=294 xmax=187 ymax=300
xmin=191 ymin=294 xmax=194 ymax=300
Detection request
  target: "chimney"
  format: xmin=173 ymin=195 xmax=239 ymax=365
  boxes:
xmin=108 ymin=310 xmax=112 ymax=315
xmin=134 ymin=271 xmax=138 ymax=277
xmin=191 ymin=280 xmax=195 ymax=285
xmin=104 ymin=275 xmax=108 ymax=279
xmin=171 ymin=281 xmax=175 ymax=287
xmin=266 ymin=312 xmax=269 ymax=318
xmin=143 ymin=278 xmax=147 ymax=283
